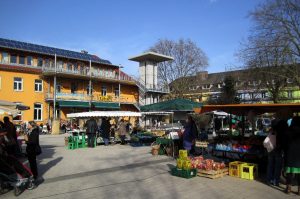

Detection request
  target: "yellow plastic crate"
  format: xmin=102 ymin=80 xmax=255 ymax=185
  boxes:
xmin=179 ymin=150 xmax=188 ymax=159
xmin=240 ymin=163 xmax=258 ymax=180
xmin=229 ymin=161 xmax=244 ymax=178
xmin=177 ymin=159 xmax=184 ymax=169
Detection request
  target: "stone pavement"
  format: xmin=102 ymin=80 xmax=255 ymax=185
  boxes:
xmin=1 ymin=135 xmax=298 ymax=199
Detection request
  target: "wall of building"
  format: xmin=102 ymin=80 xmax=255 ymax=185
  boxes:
xmin=0 ymin=70 xmax=47 ymax=123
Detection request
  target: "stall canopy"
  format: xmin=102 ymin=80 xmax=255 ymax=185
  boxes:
xmin=194 ymin=103 xmax=300 ymax=115
xmin=141 ymin=98 xmax=202 ymax=112
xmin=141 ymin=111 xmax=173 ymax=116
xmin=0 ymin=100 xmax=30 ymax=117
xmin=67 ymin=111 xmax=141 ymax=118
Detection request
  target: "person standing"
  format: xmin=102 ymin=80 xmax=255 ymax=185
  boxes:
xmin=24 ymin=121 xmax=40 ymax=181
xmin=284 ymin=116 xmax=300 ymax=195
xmin=265 ymin=119 xmax=287 ymax=186
xmin=85 ymin=117 xmax=98 ymax=148
xmin=3 ymin=116 xmax=19 ymax=156
xmin=118 ymin=119 xmax=127 ymax=145
xmin=183 ymin=116 xmax=198 ymax=154
xmin=101 ymin=118 xmax=111 ymax=146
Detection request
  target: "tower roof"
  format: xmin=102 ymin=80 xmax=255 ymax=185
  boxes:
xmin=129 ymin=52 xmax=173 ymax=62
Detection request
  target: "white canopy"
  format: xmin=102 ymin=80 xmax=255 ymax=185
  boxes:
xmin=0 ymin=106 xmax=20 ymax=117
xmin=67 ymin=111 xmax=142 ymax=118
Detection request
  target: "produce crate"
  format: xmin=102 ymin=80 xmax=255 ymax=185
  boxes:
xmin=240 ymin=163 xmax=258 ymax=180
xmin=229 ymin=161 xmax=244 ymax=178
xmin=171 ymin=167 xmax=197 ymax=179
xmin=179 ymin=150 xmax=188 ymax=159
xmin=198 ymin=168 xmax=229 ymax=179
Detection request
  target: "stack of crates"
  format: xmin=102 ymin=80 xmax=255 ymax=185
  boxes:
xmin=171 ymin=150 xmax=197 ymax=179
xmin=229 ymin=161 xmax=258 ymax=180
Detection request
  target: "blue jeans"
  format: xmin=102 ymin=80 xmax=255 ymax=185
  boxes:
xmin=103 ymin=138 xmax=109 ymax=146
xmin=267 ymin=150 xmax=283 ymax=185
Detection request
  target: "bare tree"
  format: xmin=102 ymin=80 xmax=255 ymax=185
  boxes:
xmin=149 ymin=38 xmax=208 ymax=97
xmin=238 ymin=0 xmax=300 ymax=103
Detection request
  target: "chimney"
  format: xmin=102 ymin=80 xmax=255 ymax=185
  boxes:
xmin=196 ymin=71 xmax=208 ymax=80
xmin=81 ymin=50 xmax=88 ymax=54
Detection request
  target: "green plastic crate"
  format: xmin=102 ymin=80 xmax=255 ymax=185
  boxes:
xmin=171 ymin=167 xmax=197 ymax=179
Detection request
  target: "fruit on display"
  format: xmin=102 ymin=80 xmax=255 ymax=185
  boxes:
xmin=189 ymin=156 xmax=225 ymax=171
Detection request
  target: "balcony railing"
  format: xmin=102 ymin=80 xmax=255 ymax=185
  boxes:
xmin=45 ymin=92 xmax=137 ymax=104
xmin=42 ymin=66 xmax=134 ymax=82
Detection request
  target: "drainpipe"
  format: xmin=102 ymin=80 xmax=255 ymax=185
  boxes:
xmin=53 ymin=54 xmax=57 ymax=120
xmin=89 ymin=60 xmax=92 ymax=111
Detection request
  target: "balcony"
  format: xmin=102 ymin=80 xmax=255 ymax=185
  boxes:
xmin=45 ymin=92 xmax=138 ymax=104
xmin=42 ymin=66 xmax=134 ymax=83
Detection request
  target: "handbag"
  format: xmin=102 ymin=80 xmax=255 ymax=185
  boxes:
xmin=35 ymin=145 xmax=42 ymax=156
xmin=263 ymin=133 xmax=276 ymax=152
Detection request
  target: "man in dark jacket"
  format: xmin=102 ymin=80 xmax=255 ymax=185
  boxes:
xmin=85 ymin=118 xmax=98 ymax=148
xmin=3 ymin=117 xmax=19 ymax=155
xmin=100 ymin=118 xmax=111 ymax=146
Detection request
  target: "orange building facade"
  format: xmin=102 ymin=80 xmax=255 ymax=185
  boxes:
xmin=0 ymin=38 xmax=139 ymax=124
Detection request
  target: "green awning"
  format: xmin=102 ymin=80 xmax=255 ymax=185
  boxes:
xmin=57 ymin=101 xmax=89 ymax=108
xmin=141 ymin=98 xmax=202 ymax=112
xmin=93 ymin=102 xmax=119 ymax=109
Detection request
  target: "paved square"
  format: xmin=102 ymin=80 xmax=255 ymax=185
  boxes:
xmin=1 ymin=135 xmax=297 ymax=199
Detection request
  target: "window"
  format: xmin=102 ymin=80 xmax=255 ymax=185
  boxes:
xmin=27 ymin=56 xmax=33 ymax=65
xmin=10 ymin=54 xmax=17 ymax=64
xmin=57 ymin=61 xmax=63 ymax=69
xmin=34 ymin=79 xmax=43 ymax=92
xmin=86 ymin=85 xmax=93 ymax=95
xmin=14 ymin=77 xmax=23 ymax=91
xmin=37 ymin=58 xmax=43 ymax=67
xmin=34 ymin=103 xmax=42 ymax=121
xmin=261 ymin=92 xmax=267 ymax=99
xmin=56 ymin=84 xmax=61 ymax=93
xmin=114 ymin=87 xmax=119 ymax=97
xmin=13 ymin=112 xmax=22 ymax=121
xmin=287 ymin=91 xmax=293 ymax=99
xmin=19 ymin=56 xmax=25 ymax=65
xmin=101 ymin=85 xmax=107 ymax=96
xmin=71 ymin=82 xmax=78 ymax=94
xmin=67 ymin=63 xmax=72 ymax=71
xmin=74 ymin=63 xmax=78 ymax=71
xmin=202 ymin=84 xmax=211 ymax=89
xmin=1 ymin=52 xmax=9 ymax=63
xmin=44 ymin=59 xmax=50 ymax=67
xmin=218 ymin=84 xmax=222 ymax=89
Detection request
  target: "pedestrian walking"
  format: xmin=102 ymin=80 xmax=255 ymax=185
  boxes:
xmin=85 ymin=117 xmax=98 ymax=148
xmin=183 ymin=116 xmax=198 ymax=154
xmin=284 ymin=116 xmax=300 ymax=194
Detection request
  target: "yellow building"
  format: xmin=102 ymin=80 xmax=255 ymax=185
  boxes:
xmin=0 ymin=38 xmax=139 ymax=124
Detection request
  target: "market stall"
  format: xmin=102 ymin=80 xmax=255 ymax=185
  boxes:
xmin=66 ymin=111 xmax=142 ymax=148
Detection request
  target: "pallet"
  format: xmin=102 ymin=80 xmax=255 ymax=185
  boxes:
xmin=197 ymin=168 xmax=229 ymax=179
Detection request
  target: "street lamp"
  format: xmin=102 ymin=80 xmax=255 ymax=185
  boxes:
xmin=118 ymin=65 xmax=124 ymax=107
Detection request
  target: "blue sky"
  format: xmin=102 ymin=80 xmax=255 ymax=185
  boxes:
xmin=0 ymin=0 xmax=262 ymax=76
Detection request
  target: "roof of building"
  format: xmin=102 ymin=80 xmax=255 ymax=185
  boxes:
xmin=0 ymin=38 xmax=112 ymax=65
xmin=129 ymin=52 xmax=174 ymax=62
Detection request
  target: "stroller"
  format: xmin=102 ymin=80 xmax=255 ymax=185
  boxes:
xmin=0 ymin=155 xmax=35 ymax=196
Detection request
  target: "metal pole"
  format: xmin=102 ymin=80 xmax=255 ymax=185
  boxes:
xmin=89 ymin=60 xmax=92 ymax=111
xmin=118 ymin=65 xmax=121 ymax=107
xmin=53 ymin=54 xmax=57 ymax=120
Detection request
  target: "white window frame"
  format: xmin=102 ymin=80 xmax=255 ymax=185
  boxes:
xmin=1 ymin=52 xmax=9 ymax=63
xmin=101 ymin=86 xmax=107 ymax=96
xmin=34 ymin=79 xmax=43 ymax=92
xmin=14 ymin=77 xmax=23 ymax=91
xmin=34 ymin=103 xmax=43 ymax=121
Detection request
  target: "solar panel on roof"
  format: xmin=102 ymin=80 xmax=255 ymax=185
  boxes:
xmin=0 ymin=38 xmax=112 ymax=65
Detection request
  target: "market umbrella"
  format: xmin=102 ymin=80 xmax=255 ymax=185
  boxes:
xmin=141 ymin=98 xmax=202 ymax=112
